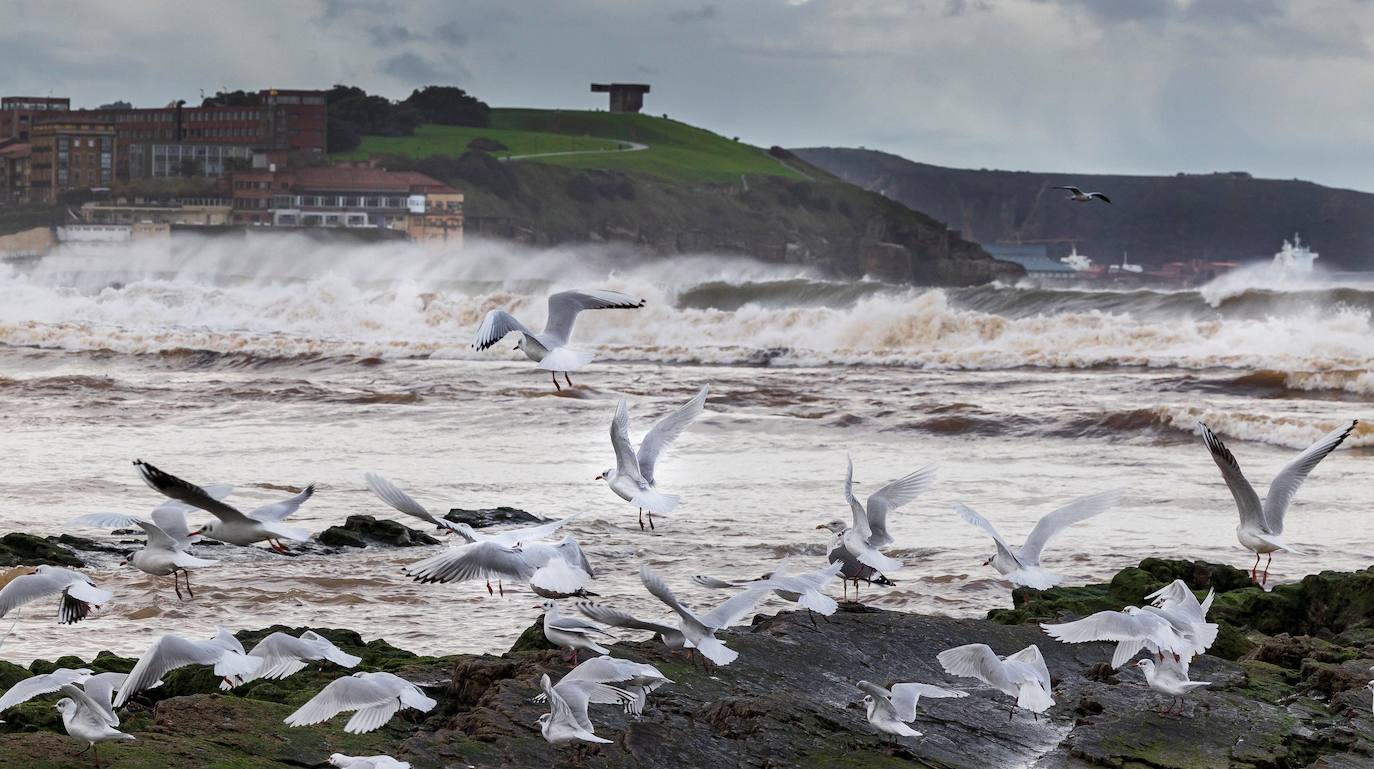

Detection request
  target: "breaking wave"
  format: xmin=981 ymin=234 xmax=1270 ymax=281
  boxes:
xmin=2 ymin=236 xmax=1373 ymax=383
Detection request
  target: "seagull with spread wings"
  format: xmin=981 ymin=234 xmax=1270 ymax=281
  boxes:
xmin=535 ymin=671 xmax=633 ymax=750
xmin=473 ymin=288 xmax=645 ymax=390
xmin=818 ymin=455 xmax=937 ymax=599
xmin=598 ymin=386 xmax=709 ymax=530
xmin=955 ymin=488 xmax=1123 ymax=590
xmin=635 ymin=564 xmax=768 ymax=670
xmin=55 ymin=683 xmax=135 ymax=766
xmin=1052 ymin=185 xmax=1111 ymax=203
xmin=222 ymin=630 xmax=362 ymax=689
xmin=937 ymin=643 xmax=1055 ymax=720
xmin=0 ymin=565 xmax=112 ymax=625
xmin=0 ymin=669 xmax=127 ymax=728
xmin=856 ymin=679 xmax=967 ymax=743
xmin=1198 ymin=420 xmax=1357 ymax=586
xmin=133 ymin=460 xmax=314 ymax=553
xmin=404 ymin=517 xmax=593 ymax=598
xmin=114 ymin=628 xmax=262 ymax=707
xmin=533 ymin=655 xmax=672 ymax=717
xmin=285 ymin=672 xmax=436 ymax=734
xmin=68 ymin=513 xmax=217 ymax=600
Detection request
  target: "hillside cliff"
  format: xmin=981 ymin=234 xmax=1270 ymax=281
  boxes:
xmin=794 ymin=147 xmax=1374 ymax=269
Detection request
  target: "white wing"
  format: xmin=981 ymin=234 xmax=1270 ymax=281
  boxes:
xmin=1263 ymin=420 xmax=1357 ymax=532
xmin=864 ymin=463 xmax=937 ymax=548
xmin=404 ymin=541 xmax=533 ymax=584
xmin=248 ymin=484 xmax=315 ymax=522
xmin=81 ymin=672 xmax=128 ymax=725
xmin=473 ymin=309 xmax=534 ymax=350
xmin=953 ymin=503 xmax=1023 ymax=569
xmin=611 ymin=400 xmax=648 ymax=486
xmin=576 ymin=602 xmax=677 ymax=636
xmin=286 ymin=675 xmax=397 ymax=729
xmin=889 ymin=682 xmax=967 ymax=721
xmin=699 ymin=585 xmax=770 ymax=630
xmin=0 ymin=571 xmax=78 ymax=620
xmin=0 ymin=668 xmax=91 ymax=712
xmin=364 ymin=473 xmax=445 ymax=527
xmin=936 ymin=643 xmax=1013 ymax=690
xmin=639 ymin=564 xmax=704 ymax=630
xmin=843 ymin=456 xmax=870 ymax=538
xmin=135 ymin=460 xmax=255 ymax=525
xmin=541 ymin=289 xmax=644 ymax=347
xmin=636 ymin=385 xmax=709 ymax=485
xmin=1018 ymin=489 xmax=1123 ymax=565
xmin=483 ymin=514 xmax=581 ymax=547
xmin=116 ymin=635 xmax=234 ymax=706
xmin=1198 ymin=423 xmax=1265 ymax=531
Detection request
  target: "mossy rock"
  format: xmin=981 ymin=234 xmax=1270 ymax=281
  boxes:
xmin=0 ymin=533 xmax=84 ymax=568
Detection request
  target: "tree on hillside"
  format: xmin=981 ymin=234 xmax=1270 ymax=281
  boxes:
xmin=98 ymin=100 xmax=133 ymax=110
xmin=401 ymin=86 xmax=490 ymax=127
xmin=325 ymin=84 xmax=421 ymax=152
xmin=201 ymin=90 xmax=259 ymax=108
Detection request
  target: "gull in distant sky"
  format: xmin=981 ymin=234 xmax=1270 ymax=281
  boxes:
xmin=598 ymin=386 xmax=709 ymax=530
xmin=937 ymin=643 xmax=1054 ymax=720
xmin=1198 ymin=420 xmax=1357 ymax=586
xmin=1052 ymin=185 xmax=1111 ymax=203
xmin=473 ymin=288 xmax=645 ymax=390
xmin=133 ymin=460 xmax=314 ymax=553
xmin=955 ymin=489 xmax=1123 ymax=590
xmin=818 ymin=455 xmax=937 ymax=599
xmin=68 ymin=514 xmax=217 ymax=600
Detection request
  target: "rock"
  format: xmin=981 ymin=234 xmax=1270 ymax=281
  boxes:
xmin=318 ymin=515 xmax=441 ymax=548
xmin=443 ymin=507 xmax=542 ymax=528
xmin=0 ymin=533 xmax=85 ymax=568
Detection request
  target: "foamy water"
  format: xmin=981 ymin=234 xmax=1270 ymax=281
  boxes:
xmin=0 ymin=238 xmax=1370 ymax=663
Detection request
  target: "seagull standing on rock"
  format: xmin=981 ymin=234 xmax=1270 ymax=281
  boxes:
xmin=598 ymin=385 xmax=709 ymax=530
xmin=819 ymin=455 xmax=937 ymax=600
xmin=1198 ymin=420 xmax=1357 ymax=586
xmin=1052 ymin=185 xmax=1111 ymax=203
xmin=473 ymin=288 xmax=645 ymax=391
xmin=538 ymin=600 xmax=612 ymax=664
xmin=133 ymin=460 xmax=315 ymax=553
xmin=955 ymin=488 xmax=1123 ymax=590
xmin=1135 ymin=658 xmax=1210 ymax=716
xmin=54 ymin=683 xmax=134 ymax=767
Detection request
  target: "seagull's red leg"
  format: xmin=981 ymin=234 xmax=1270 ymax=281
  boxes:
xmin=648 ymin=511 xmax=655 ymax=531
xmin=1262 ymin=554 xmax=1272 ymax=586
xmin=638 ymin=508 xmax=645 ymax=531
xmin=1250 ymin=552 xmax=1260 ymax=583
xmin=486 ymin=579 xmax=494 ymax=596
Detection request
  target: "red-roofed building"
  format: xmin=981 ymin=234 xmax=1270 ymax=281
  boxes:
xmin=229 ymin=163 xmax=463 ymax=243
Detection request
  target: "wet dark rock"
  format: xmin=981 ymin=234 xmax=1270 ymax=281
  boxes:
xmin=444 ymin=506 xmax=542 ymax=528
xmin=0 ymin=532 xmax=85 ymax=568
xmin=317 ymin=515 xmax=442 ymax=548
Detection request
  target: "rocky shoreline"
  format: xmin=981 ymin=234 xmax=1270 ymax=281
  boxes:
xmin=2 ymin=531 xmax=1372 ymax=768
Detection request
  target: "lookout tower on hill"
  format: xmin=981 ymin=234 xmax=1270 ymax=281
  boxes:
xmin=591 ymin=83 xmax=650 ymax=113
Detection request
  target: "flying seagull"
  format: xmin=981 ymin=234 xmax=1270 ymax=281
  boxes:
xmin=473 ymin=288 xmax=645 ymax=390
xmin=0 ymin=670 xmax=127 ymax=727
xmin=1052 ymin=185 xmax=1111 ymax=203
xmin=937 ymin=643 xmax=1054 ymax=720
xmin=955 ymin=488 xmax=1123 ymax=590
xmin=1041 ymin=606 xmax=1193 ymax=669
xmin=693 ymin=560 xmax=845 ymax=626
xmin=636 ymin=564 xmax=769 ymax=669
xmin=133 ymin=460 xmax=314 ymax=553
xmin=114 ymin=628 xmax=262 ymax=707
xmin=404 ymin=531 xmax=594 ymax=598
xmin=0 ymin=565 xmax=112 ymax=625
xmin=222 ymin=630 xmax=362 ymax=689
xmin=818 ymin=455 xmax=937 ymax=599
xmin=533 ymin=655 xmax=672 ymax=717
xmin=363 ymin=473 xmax=466 ymax=534
xmin=68 ymin=514 xmax=217 ymax=600
xmin=1198 ymin=420 xmax=1357 ymax=586
xmin=536 ymin=671 xmax=633 ymax=748
xmin=598 ymin=386 xmax=709 ymax=530
xmin=856 ymin=679 xmax=967 ymax=743
xmin=285 ymin=672 xmax=436 ymax=734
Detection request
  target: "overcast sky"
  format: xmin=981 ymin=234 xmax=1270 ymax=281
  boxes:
xmin=4 ymin=0 xmax=1374 ymax=191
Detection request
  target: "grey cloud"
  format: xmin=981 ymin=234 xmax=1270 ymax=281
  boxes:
xmin=380 ymin=52 xmax=445 ymax=83
xmin=668 ymin=4 xmax=719 ymax=23
xmin=369 ymin=25 xmax=417 ymax=47
xmin=434 ymin=21 xmax=468 ymax=46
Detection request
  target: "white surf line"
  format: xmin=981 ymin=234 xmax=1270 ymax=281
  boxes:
xmin=500 ymin=141 xmax=649 ymax=162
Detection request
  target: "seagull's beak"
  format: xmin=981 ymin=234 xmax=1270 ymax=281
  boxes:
xmin=190 ymin=528 xmax=204 ymax=536
xmin=513 ymin=344 xmax=520 ymax=351
xmin=814 ymin=523 xmax=827 ymax=530
xmin=594 ymin=473 xmax=603 ymax=480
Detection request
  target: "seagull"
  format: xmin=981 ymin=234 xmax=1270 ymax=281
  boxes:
xmin=0 ymin=565 xmax=112 ymax=625
xmin=1198 ymin=420 xmax=1357 ymax=586
xmin=404 ymin=531 xmax=594 ymax=598
xmin=473 ymin=288 xmax=645 ymax=390
xmin=637 ymin=564 xmax=769 ymax=669
xmin=818 ymin=455 xmax=937 ymax=599
xmin=284 ymin=672 xmax=436 ymax=734
xmin=1141 ymin=579 xmax=1218 ymax=664
xmin=222 ymin=630 xmax=362 ymax=689
xmin=1052 ymin=185 xmax=1111 ymax=203
xmin=533 ymin=655 xmax=672 ymax=717
xmin=133 ymin=460 xmax=315 ymax=553
xmin=576 ymin=602 xmax=688 ymax=653
xmin=1041 ymin=606 xmax=1192 ymax=668
xmin=114 ymin=628 xmax=262 ymax=707
xmin=856 ymin=680 xmax=967 ymax=743
xmin=937 ymin=643 xmax=1054 ymax=720
xmin=329 ymin=755 xmax=410 ymax=769
xmin=0 ymin=669 xmax=127 ymax=727
xmin=535 ymin=671 xmax=633 ymax=748
xmin=79 ymin=485 xmax=232 ymax=550
xmin=598 ymin=386 xmax=709 ymax=530
xmin=363 ymin=473 xmax=467 ymax=534
xmin=538 ymin=600 xmax=612 ymax=664
xmin=55 ymin=683 xmax=134 ymax=767
xmin=68 ymin=514 xmax=217 ymax=600
xmin=693 ymin=560 xmax=845 ymax=626
xmin=955 ymin=489 xmax=1123 ymax=590
xmin=329 ymin=758 xmax=409 ymax=769
xmin=1135 ymin=658 xmax=1210 ymax=716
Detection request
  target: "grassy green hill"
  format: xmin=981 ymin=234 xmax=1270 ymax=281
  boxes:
xmin=336 ymin=108 xmax=811 ymax=184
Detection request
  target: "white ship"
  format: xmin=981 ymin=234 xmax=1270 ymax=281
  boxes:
xmin=1272 ymin=233 xmax=1317 ymax=274
xmin=1060 ymin=245 xmax=1094 ymax=271
xmin=1108 ymin=252 xmax=1143 ymax=274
